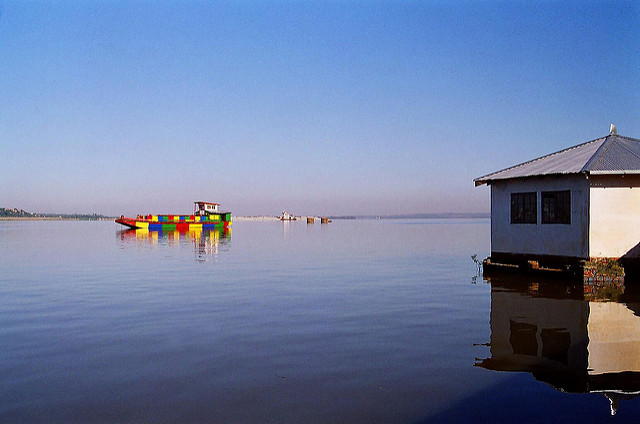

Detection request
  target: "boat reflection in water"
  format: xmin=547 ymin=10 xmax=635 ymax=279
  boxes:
xmin=476 ymin=274 xmax=640 ymax=415
xmin=118 ymin=227 xmax=231 ymax=261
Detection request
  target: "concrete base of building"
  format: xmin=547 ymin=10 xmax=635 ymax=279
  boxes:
xmin=483 ymin=252 xmax=632 ymax=284
xmin=483 ymin=257 xmax=582 ymax=281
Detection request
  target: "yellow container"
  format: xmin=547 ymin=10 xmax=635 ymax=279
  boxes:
xmin=151 ymin=215 xmax=158 ymax=222
xmin=189 ymin=224 xmax=203 ymax=231
xmin=136 ymin=221 xmax=149 ymax=229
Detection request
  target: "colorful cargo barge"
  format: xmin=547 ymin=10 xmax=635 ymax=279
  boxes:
xmin=115 ymin=201 xmax=231 ymax=231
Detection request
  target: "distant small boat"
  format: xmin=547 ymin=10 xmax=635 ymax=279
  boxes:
xmin=115 ymin=201 xmax=232 ymax=230
xmin=280 ymin=211 xmax=296 ymax=221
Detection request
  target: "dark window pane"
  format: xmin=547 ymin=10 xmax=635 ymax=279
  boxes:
xmin=511 ymin=192 xmax=537 ymax=224
xmin=542 ymin=191 xmax=571 ymax=224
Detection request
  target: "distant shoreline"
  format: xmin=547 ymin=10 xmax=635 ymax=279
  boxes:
xmin=1 ymin=214 xmax=490 ymax=222
xmin=329 ymin=213 xmax=490 ymax=220
xmin=0 ymin=217 xmax=63 ymax=221
xmin=234 ymin=216 xmax=281 ymax=221
xmin=0 ymin=217 xmax=115 ymax=221
xmin=234 ymin=213 xmax=489 ymax=221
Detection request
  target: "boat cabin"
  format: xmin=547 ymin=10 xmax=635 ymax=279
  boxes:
xmin=194 ymin=201 xmax=220 ymax=216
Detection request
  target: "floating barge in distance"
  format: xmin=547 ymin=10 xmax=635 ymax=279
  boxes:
xmin=115 ymin=201 xmax=231 ymax=231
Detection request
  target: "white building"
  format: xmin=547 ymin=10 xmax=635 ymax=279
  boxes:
xmin=474 ymin=128 xmax=640 ymax=268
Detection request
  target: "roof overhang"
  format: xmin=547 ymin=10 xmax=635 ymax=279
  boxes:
xmin=474 ymin=172 xmax=584 ymax=187
xmin=476 ymin=170 xmax=640 ymax=186
xmin=586 ymin=170 xmax=640 ymax=176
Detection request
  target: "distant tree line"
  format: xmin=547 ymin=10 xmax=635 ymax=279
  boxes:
xmin=0 ymin=207 xmax=110 ymax=220
xmin=0 ymin=207 xmax=39 ymax=217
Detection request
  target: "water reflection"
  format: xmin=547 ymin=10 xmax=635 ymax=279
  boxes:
xmin=476 ymin=274 xmax=640 ymax=415
xmin=118 ymin=227 xmax=231 ymax=261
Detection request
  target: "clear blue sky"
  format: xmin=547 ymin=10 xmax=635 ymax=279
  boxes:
xmin=1 ymin=1 xmax=638 ymax=216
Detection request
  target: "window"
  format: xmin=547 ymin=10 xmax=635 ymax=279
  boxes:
xmin=511 ymin=192 xmax=537 ymax=224
xmin=542 ymin=191 xmax=571 ymax=224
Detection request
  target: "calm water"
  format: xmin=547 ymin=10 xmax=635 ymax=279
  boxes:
xmin=2 ymin=219 xmax=640 ymax=423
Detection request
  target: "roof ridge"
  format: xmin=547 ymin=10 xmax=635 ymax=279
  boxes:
xmin=474 ymin=136 xmax=606 ymax=182
xmin=582 ymin=135 xmax=613 ymax=172
xmin=613 ymin=134 xmax=640 ymax=143
xmin=616 ymin=136 xmax=640 ymax=159
xmin=584 ymin=134 xmax=640 ymax=172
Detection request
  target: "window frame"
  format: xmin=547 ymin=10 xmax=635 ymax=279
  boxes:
xmin=541 ymin=190 xmax=571 ymax=224
xmin=510 ymin=192 xmax=537 ymax=224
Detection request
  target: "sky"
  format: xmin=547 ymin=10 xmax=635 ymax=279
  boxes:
xmin=1 ymin=1 xmax=638 ymax=217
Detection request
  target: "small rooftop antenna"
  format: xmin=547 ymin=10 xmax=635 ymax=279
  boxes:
xmin=609 ymin=124 xmax=617 ymax=135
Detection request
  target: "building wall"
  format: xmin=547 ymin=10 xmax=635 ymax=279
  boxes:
xmin=490 ymin=175 xmax=590 ymax=260
xmin=589 ymin=175 xmax=640 ymax=258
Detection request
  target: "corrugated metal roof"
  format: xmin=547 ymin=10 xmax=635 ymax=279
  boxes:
xmin=585 ymin=135 xmax=640 ymax=173
xmin=474 ymin=134 xmax=640 ymax=186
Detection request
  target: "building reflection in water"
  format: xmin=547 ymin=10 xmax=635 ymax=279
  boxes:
xmin=476 ymin=274 xmax=640 ymax=415
xmin=118 ymin=227 xmax=230 ymax=261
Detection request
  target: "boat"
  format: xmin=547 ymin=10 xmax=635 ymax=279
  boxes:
xmin=115 ymin=201 xmax=232 ymax=231
xmin=280 ymin=211 xmax=296 ymax=221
